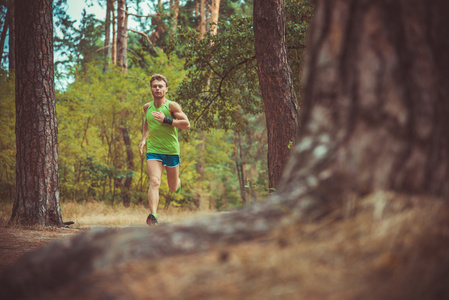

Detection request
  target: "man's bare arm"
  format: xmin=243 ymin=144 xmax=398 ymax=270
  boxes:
xmin=139 ymin=104 xmax=151 ymax=156
xmin=169 ymin=101 xmax=190 ymax=130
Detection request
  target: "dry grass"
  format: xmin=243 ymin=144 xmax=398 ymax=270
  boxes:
xmin=0 ymin=200 xmax=219 ymax=228
xmin=0 ymin=200 xmax=219 ymax=271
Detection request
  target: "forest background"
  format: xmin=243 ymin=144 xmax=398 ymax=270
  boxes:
xmin=0 ymin=0 xmax=313 ymax=211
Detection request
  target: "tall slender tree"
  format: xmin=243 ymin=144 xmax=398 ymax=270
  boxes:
xmin=116 ymin=0 xmax=127 ymax=70
xmin=10 ymin=0 xmax=63 ymax=226
xmin=116 ymin=0 xmax=134 ymax=207
xmin=254 ymin=0 xmax=299 ymax=191
xmin=199 ymin=0 xmax=205 ymax=38
xmin=104 ymin=0 xmax=113 ymax=62
xmin=210 ymin=0 xmax=220 ymax=35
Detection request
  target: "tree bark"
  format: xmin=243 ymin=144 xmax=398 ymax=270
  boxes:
xmin=253 ymin=0 xmax=299 ymax=191
xmin=234 ymin=132 xmax=247 ymax=206
xmin=111 ymin=0 xmax=116 ymax=65
xmin=116 ymin=0 xmax=127 ymax=71
xmin=10 ymin=0 xmax=63 ymax=226
xmin=104 ymin=0 xmax=112 ymax=62
xmin=120 ymin=126 xmax=134 ymax=207
xmin=210 ymin=0 xmax=220 ymax=35
xmin=199 ymin=0 xmax=206 ymax=38
xmin=277 ymin=0 xmax=449 ymax=219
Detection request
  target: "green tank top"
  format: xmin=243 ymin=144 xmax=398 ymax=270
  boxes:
xmin=146 ymin=100 xmax=180 ymax=155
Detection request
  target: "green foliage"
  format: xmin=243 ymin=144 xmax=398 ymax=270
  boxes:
xmin=286 ymin=0 xmax=315 ymax=99
xmin=59 ymin=62 xmax=145 ymax=202
xmin=54 ymin=7 xmax=104 ymax=84
xmin=0 ymin=0 xmax=314 ymax=211
xmin=0 ymin=71 xmax=15 ymax=201
xmin=174 ymin=14 xmax=261 ymax=132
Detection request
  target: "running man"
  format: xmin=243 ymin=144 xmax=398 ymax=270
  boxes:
xmin=138 ymin=74 xmax=190 ymax=225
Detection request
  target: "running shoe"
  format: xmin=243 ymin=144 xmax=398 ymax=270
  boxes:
xmin=146 ymin=213 xmax=158 ymax=225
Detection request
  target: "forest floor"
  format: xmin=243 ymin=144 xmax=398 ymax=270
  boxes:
xmin=2 ymin=192 xmax=449 ymax=299
xmin=0 ymin=201 xmax=216 ymax=271
xmin=0 ymin=226 xmax=82 ymax=271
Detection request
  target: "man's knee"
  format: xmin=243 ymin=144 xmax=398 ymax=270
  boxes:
xmin=149 ymin=176 xmax=161 ymax=189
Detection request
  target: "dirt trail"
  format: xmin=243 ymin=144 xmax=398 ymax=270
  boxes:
xmin=0 ymin=227 xmax=82 ymax=271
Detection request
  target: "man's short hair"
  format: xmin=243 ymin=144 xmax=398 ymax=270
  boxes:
xmin=150 ymin=74 xmax=168 ymax=87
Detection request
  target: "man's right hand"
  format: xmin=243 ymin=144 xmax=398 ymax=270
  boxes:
xmin=138 ymin=140 xmax=146 ymax=156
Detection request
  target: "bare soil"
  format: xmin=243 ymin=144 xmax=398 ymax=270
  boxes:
xmin=0 ymin=226 xmax=82 ymax=271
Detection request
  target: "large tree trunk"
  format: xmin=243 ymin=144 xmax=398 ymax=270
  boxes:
xmin=253 ymin=0 xmax=299 ymax=191
xmin=277 ymin=0 xmax=449 ymax=219
xmin=10 ymin=0 xmax=63 ymax=227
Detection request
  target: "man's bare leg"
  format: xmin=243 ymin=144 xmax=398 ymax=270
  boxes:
xmin=166 ymin=165 xmax=180 ymax=192
xmin=147 ymin=160 xmax=164 ymax=215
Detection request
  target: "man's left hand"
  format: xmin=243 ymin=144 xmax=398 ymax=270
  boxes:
xmin=151 ymin=111 xmax=165 ymax=123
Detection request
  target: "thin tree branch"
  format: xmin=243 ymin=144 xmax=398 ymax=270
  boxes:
xmin=127 ymin=28 xmax=157 ymax=53
xmin=94 ymin=45 xmax=112 ymax=53
xmin=194 ymin=56 xmax=257 ymax=123
xmin=120 ymin=8 xmax=168 ymax=18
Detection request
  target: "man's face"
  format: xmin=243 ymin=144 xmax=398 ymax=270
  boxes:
xmin=151 ymin=80 xmax=168 ymax=99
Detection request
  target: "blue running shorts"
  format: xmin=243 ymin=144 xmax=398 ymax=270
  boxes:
xmin=146 ymin=153 xmax=180 ymax=167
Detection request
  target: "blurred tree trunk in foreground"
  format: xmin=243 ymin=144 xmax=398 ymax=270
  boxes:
xmin=254 ymin=0 xmax=299 ymax=191
xmin=277 ymin=0 xmax=449 ymax=219
xmin=10 ymin=0 xmax=63 ymax=226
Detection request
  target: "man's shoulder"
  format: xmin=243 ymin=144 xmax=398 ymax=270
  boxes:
xmin=143 ymin=102 xmax=154 ymax=112
xmin=168 ymin=100 xmax=181 ymax=110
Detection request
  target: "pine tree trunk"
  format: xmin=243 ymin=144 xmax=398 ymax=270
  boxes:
xmin=10 ymin=0 xmax=63 ymax=227
xmin=104 ymin=0 xmax=112 ymax=62
xmin=111 ymin=0 xmax=117 ymax=65
xmin=277 ymin=0 xmax=449 ymax=219
xmin=253 ymin=0 xmax=299 ymax=191
xmin=116 ymin=0 xmax=127 ymax=71
xmin=210 ymin=0 xmax=220 ymax=35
